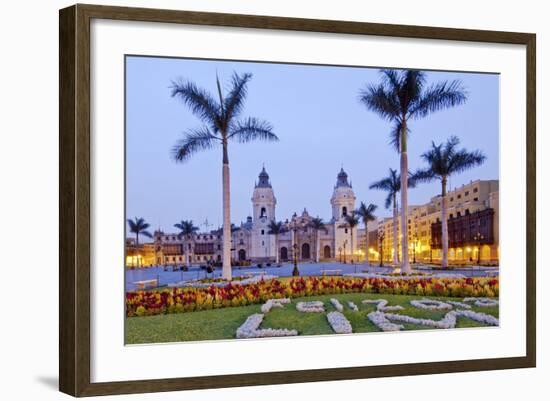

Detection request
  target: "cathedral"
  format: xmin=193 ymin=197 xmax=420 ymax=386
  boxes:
xmin=232 ymin=166 xmax=359 ymax=264
xmin=145 ymin=167 xmax=362 ymax=267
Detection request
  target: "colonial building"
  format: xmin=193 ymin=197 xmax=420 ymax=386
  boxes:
xmin=376 ymin=179 xmax=499 ymax=265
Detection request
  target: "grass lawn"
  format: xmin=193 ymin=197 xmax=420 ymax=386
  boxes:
xmin=125 ymin=293 xmax=499 ymax=344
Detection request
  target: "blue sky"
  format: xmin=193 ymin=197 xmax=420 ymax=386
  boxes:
xmin=126 ymin=56 xmax=499 ymax=235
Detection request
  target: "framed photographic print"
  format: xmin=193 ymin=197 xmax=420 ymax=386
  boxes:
xmin=59 ymin=3 xmax=536 ymax=397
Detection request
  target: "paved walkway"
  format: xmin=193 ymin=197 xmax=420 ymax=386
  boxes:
xmin=125 ymin=262 xmax=499 ymax=291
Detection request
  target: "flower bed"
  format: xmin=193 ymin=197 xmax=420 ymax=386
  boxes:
xmin=367 ymin=297 xmax=500 ymax=332
xmin=235 ymin=313 xmax=298 ymax=339
xmin=326 ymin=312 xmax=353 ymax=334
xmin=126 ymin=276 xmax=499 ymax=317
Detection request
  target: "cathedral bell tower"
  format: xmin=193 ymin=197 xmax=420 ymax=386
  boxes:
xmin=330 ymin=168 xmax=357 ymax=261
xmin=250 ymin=167 xmax=277 ymax=261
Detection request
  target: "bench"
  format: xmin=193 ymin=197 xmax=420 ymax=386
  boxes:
xmin=320 ymin=269 xmax=343 ymax=276
xmin=133 ymin=279 xmax=158 ymax=290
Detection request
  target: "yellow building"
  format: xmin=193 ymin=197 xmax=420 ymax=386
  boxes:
xmin=377 ymin=179 xmax=499 ymax=265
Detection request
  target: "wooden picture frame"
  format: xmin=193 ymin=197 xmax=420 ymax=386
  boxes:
xmin=59 ymin=3 xmax=536 ymax=397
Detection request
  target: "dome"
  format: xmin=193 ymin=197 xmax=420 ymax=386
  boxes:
xmin=335 ymin=167 xmax=351 ymax=188
xmin=256 ymin=166 xmax=271 ymax=188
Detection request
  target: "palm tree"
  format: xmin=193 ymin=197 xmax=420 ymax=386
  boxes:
xmin=174 ymin=220 xmax=199 ymax=266
xmin=339 ymin=213 xmax=360 ymax=262
xmin=267 ymin=220 xmax=286 ymax=264
xmin=355 ymin=202 xmax=378 ymax=265
xmin=370 ymin=170 xmax=418 ymax=266
xmin=309 ymin=217 xmax=328 ymax=263
xmin=127 ymin=217 xmax=152 ymax=268
xmin=171 ymin=72 xmax=278 ymax=280
xmin=412 ymin=136 xmax=486 ymax=268
xmin=369 ymin=169 xmax=402 ymax=266
xmin=359 ymin=69 xmax=467 ymax=273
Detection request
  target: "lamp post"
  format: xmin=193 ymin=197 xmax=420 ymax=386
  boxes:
xmin=412 ymin=235 xmax=418 ymax=264
xmin=290 ymin=216 xmax=304 ymax=276
xmin=473 ymin=232 xmax=484 ymax=265
xmin=338 ymin=247 xmax=342 ymax=263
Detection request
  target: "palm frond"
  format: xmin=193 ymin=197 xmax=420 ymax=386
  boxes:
xmin=355 ymin=202 xmax=377 ymax=224
xmin=127 ymin=217 xmax=152 ymax=237
xmin=414 ymin=136 xmax=486 ymax=183
xmin=411 ymin=168 xmax=437 ymax=184
xmin=224 ymin=72 xmax=252 ymax=122
xmin=380 ymin=69 xmax=402 ymax=90
xmin=267 ymin=220 xmax=286 ymax=235
xmin=170 ymin=79 xmax=222 ymax=130
xmin=229 ymin=117 xmax=278 ymax=143
xmin=410 ymin=80 xmax=467 ymax=119
xmin=359 ymin=84 xmax=400 ymax=121
xmin=172 ymin=128 xmax=219 ymax=162
xmin=402 ymin=70 xmax=426 ymax=106
xmin=384 ymin=192 xmax=393 ymax=209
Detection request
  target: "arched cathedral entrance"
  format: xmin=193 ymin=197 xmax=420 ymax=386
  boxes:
xmin=301 ymin=243 xmax=311 ymax=260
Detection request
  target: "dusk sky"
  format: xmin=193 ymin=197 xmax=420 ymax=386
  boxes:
xmin=126 ymin=56 xmax=499 ymax=237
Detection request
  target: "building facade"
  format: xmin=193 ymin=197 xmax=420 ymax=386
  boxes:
xmin=376 ymin=179 xmax=499 ymax=265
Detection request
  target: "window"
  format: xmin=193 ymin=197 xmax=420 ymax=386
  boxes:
xmin=450 ymin=197 xmax=454 ymax=201
xmin=473 ymin=187 xmax=478 ymax=193
xmin=465 ymin=209 xmax=470 ymax=215
xmin=474 ymin=197 xmax=479 ymax=202
xmin=457 ymin=194 xmax=462 ymax=199
xmin=457 ymin=211 xmax=461 ymax=217
xmin=261 ymin=229 xmax=265 ymax=235
xmin=465 ymin=191 xmax=469 ymax=196
xmin=450 ymin=214 xmax=453 ymax=219
xmin=260 ymin=207 xmax=266 ymax=218
xmin=345 ymin=228 xmax=348 ymax=234
xmin=342 ymin=206 xmax=348 ymax=217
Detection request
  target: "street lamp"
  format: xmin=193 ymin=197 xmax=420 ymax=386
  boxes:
xmin=473 ymin=232 xmax=484 ymax=265
xmin=412 ymin=236 xmax=418 ymax=264
xmin=289 ymin=216 xmax=305 ymax=276
xmin=338 ymin=247 xmax=342 ymax=263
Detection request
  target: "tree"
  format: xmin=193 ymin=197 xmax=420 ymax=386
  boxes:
xmin=412 ymin=136 xmax=485 ymax=268
xmin=339 ymin=213 xmax=360 ymax=262
xmin=127 ymin=217 xmax=152 ymax=268
xmin=355 ymin=202 xmax=378 ymax=265
xmin=360 ymin=69 xmax=467 ymax=273
xmin=171 ymin=72 xmax=278 ymax=280
xmin=369 ymin=169 xmax=405 ymax=265
xmin=267 ymin=220 xmax=286 ymax=264
xmin=174 ymin=220 xmax=199 ymax=266
xmin=309 ymin=217 xmax=328 ymax=263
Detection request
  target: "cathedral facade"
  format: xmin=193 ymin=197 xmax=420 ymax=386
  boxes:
xmin=233 ymin=167 xmax=359 ymax=264
xmin=143 ymin=167 xmax=361 ymax=267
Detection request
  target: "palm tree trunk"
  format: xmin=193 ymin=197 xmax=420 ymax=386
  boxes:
xmin=365 ymin=222 xmax=369 ymax=265
xmin=184 ymin=236 xmax=189 ymax=266
xmin=275 ymin=234 xmax=279 ymax=264
xmin=400 ymin=123 xmax=411 ymax=273
xmin=315 ymin=231 xmax=320 ymax=263
xmin=441 ymin=177 xmax=449 ymax=269
xmin=392 ymin=196 xmax=399 ymax=265
xmin=222 ymin=144 xmax=232 ymax=280
xmin=135 ymin=233 xmax=139 ymax=268
xmin=350 ymin=231 xmax=354 ymax=261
